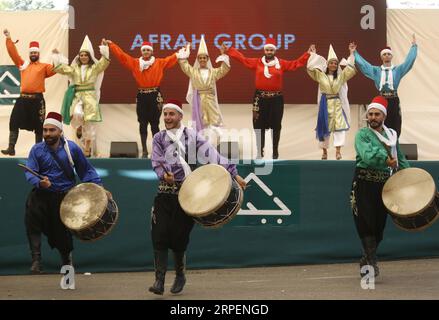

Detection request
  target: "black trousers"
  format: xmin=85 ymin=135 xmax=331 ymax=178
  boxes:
xmin=252 ymin=91 xmax=284 ymax=156
xmin=25 ymin=188 xmax=73 ymax=254
xmin=136 ymin=91 xmax=163 ymax=136
xmin=384 ymin=96 xmax=401 ymax=137
xmin=10 ymin=95 xmax=45 ymax=133
xmin=151 ymin=193 xmax=194 ymax=252
xmin=252 ymin=92 xmax=284 ymax=130
xmin=351 ymin=168 xmax=390 ymax=245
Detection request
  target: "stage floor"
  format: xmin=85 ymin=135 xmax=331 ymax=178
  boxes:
xmin=2 ymin=258 xmax=439 ymax=300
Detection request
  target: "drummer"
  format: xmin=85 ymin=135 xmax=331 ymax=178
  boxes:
xmin=149 ymin=99 xmax=246 ymax=295
xmin=350 ymin=96 xmax=409 ymax=278
xmin=24 ymin=112 xmax=107 ymax=274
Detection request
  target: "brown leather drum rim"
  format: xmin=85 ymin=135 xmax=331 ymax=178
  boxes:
xmin=77 ymin=199 xmax=120 ymax=242
xmin=391 ymin=201 xmax=439 ymax=233
xmin=387 ymin=190 xmax=437 ymax=218
xmin=60 ymin=183 xmax=108 ymax=231
xmin=199 ymin=182 xmax=244 ymax=229
xmin=383 ymin=170 xmax=437 ymax=218
xmin=179 ymin=165 xmax=232 ymax=217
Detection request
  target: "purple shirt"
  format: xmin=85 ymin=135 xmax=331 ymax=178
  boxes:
xmin=152 ymin=127 xmax=238 ymax=182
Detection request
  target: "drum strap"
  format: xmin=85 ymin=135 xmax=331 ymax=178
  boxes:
xmin=166 ymin=126 xmax=193 ymax=177
xmin=49 ymin=147 xmax=76 ymax=183
xmin=183 ymin=130 xmax=197 ymax=172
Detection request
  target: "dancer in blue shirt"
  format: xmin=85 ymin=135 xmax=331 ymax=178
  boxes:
xmin=24 ymin=112 xmax=105 ymax=274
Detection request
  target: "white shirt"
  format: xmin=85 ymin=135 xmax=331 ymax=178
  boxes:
xmin=81 ymin=65 xmax=87 ymax=82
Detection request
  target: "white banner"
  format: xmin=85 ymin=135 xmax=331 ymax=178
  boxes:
xmin=387 ymin=9 xmax=439 ymax=159
xmin=0 ymin=11 xmax=69 ymax=155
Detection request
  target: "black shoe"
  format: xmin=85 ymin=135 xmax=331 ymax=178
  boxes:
xmin=361 ymin=237 xmax=380 ymax=277
xmin=28 ymin=234 xmax=42 ymax=274
xmin=360 ymin=263 xmax=379 ymax=278
xmin=359 ymin=255 xmax=367 ymax=266
xmin=359 ymin=255 xmax=367 ymax=277
xmin=60 ymin=252 xmax=73 ymax=266
xmin=149 ymin=250 xmax=168 ymax=295
xmin=170 ymin=251 xmax=186 ymax=294
xmin=170 ymin=274 xmax=186 ymax=294
xmin=149 ymin=279 xmax=165 ymax=295
xmin=1 ymin=147 xmax=15 ymax=156
xmin=141 ymin=151 xmax=148 ymax=159
xmin=373 ymin=263 xmax=380 ymax=277
xmin=273 ymin=151 xmax=279 ymax=160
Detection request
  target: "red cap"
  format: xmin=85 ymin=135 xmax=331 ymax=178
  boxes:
xmin=367 ymin=96 xmax=388 ymax=115
xmin=380 ymin=46 xmax=393 ymax=56
xmin=165 ymin=99 xmax=183 ymax=109
xmin=29 ymin=41 xmax=40 ymax=52
xmin=46 ymin=111 xmax=63 ymax=122
xmin=264 ymin=38 xmax=277 ymax=50
xmin=265 ymin=38 xmax=276 ymax=46
xmin=163 ymin=99 xmax=184 ymax=115
xmin=141 ymin=41 xmax=153 ymax=50
xmin=371 ymin=96 xmax=388 ymax=108
xmin=43 ymin=112 xmax=63 ymax=130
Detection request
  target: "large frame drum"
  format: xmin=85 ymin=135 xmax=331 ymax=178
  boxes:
xmin=382 ymin=168 xmax=439 ymax=231
xmin=178 ymin=164 xmax=243 ymax=228
xmin=60 ymin=183 xmax=119 ymax=241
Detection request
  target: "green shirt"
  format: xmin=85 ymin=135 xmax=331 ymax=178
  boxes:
xmin=355 ymin=127 xmax=410 ymax=171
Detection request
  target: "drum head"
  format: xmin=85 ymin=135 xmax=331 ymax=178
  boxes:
xmin=382 ymin=168 xmax=436 ymax=217
xmin=60 ymin=183 xmax=108 ymax=231
xmin=179 ymin=164 xmax=232 ymax=217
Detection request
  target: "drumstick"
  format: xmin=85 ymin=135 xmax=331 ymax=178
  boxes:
xmin=378 ymin=142 xmax=398 ymax=173
xmin=159 ymin=162 xmax=171 ymax=176
xmin=17 ymin=164 xmax=45 ymax=180
xmin=376 ymin=140 xmax=394 ymax=160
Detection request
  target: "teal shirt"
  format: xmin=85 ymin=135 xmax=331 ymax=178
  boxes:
xmin=354 ymin=45 xmax=417 ymax=92
xmin=355 ymin=127 xmax=410 ymax=171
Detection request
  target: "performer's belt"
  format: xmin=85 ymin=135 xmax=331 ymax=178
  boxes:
xmin=256 ymin=90 xmax=282 ymax=98
xmin=326 ymin=95 xmax=340 ymax=100
xmin=380 ymin=90 xmax=398 ymax=98
xmin=355 ymin=168 xmax=390 ymax=183
xmin=138 ymin=87 xmax=160 ymax=94
xmin=20 ymin=93 xmax=43 ymax=99
xmin=158 ymin=181 xmax=182 ymax=195
xmin=34 ymin=187 xmax=68 ymax=196
xmin=75 ymin=86 xmax=95 ymax=92
xmin=198 ymin=89 xmax=215 ymax=94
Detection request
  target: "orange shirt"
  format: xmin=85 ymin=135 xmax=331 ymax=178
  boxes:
xmin=227 ymin=47 xmax=310 ymax=91
xmin=6 ymin=38 xmax=55 ymax=93
xmin=109 ymin=42 xmax=177 ymax=88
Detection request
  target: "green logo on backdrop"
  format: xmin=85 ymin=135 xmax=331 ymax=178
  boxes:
xmin=0 ymin=66 xmax=21 ymax=105
xmin=233 ymin=164 xmax=300 ymax=226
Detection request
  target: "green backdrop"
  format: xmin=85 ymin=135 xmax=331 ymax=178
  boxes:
xmin=0 ymin=66 xmax=20 ymax=106
xmin=1 ymin=159 xmax=439 ymax=275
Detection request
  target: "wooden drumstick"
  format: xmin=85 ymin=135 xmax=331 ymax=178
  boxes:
xmin=379 ymin=143 xmax=398 ymax=173
xmin=17 ymin=164 xmax=45 ymax=180
xmin=159 ymin=162 xmax=171 ymax=176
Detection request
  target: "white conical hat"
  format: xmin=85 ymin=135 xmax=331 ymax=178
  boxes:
xmin=197 ymin=35 xmax=209 ymax=57
xmin=79 ymin=35 xmax=94 ymax=54
xmin=327 ymin=44 xmax=338 ymax=62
